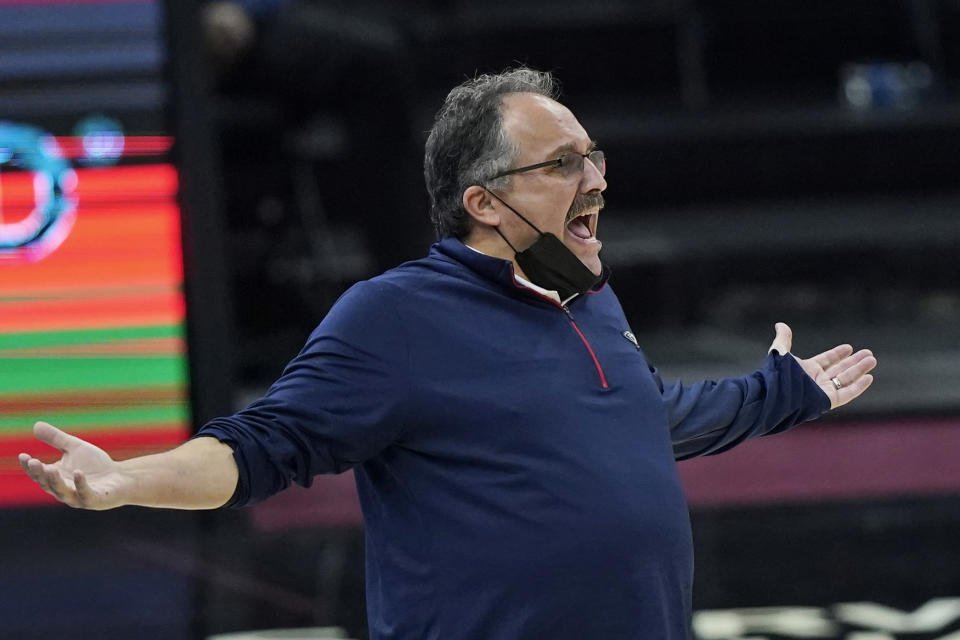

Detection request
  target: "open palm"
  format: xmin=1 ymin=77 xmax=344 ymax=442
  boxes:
xmin=18 ymin=422 xmax=127 ymax=510
xmin=768 ymin=322 xmax=876 ymax=410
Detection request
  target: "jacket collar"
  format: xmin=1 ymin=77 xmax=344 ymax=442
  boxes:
xmin=431 ymin=237 xmax=611 ymax=303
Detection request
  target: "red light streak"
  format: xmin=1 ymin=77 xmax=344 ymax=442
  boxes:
xmin=52 ymin=136 xmax=174 ymax=160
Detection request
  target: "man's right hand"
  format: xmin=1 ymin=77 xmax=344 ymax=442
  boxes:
xmin=18 ymin=422 xmax=128 ymax=510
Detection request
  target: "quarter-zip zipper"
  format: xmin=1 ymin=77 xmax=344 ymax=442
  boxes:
xmin=562 ymin=305 xmax=609 ymax=389
xmin=510 ymin=277 xmax=610 ymax=390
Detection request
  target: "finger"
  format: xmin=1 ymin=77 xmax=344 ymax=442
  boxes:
xmin=811 ymin=343 xmax=854 ymax=370
xmin=43 ymin=465 xmax=77 ymax=506
xmin=825 ymin=349 xmax=876 ymax=382
xmin=73 ymin=471 xmax=96 ymax=509
xmin=33 ymin=421 xmax=84 ymax=453
xmin=834 ymin=373 xmax=875 ymax=409
xmin=18 ymin=454 xmax=49 ymax=491
xmin=845 ymin=351 xmax=877 ymax=380
xmin=768 ymin=322 xmax=793 ymax=355
xmin=20 ymin=448 xmax=74 ymax=501
xmin=24 ymin=457 xmax=54 ymax=494
xmin=824 ymin=353 xmax=877 ymax=409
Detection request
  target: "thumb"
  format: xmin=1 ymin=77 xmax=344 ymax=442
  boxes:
xmin=33 ymin=421 xmax=83 ymax=453
xmin=768 ymin=322 xmax=793 ymax=356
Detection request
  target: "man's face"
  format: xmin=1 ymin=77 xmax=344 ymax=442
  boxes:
xmin=495 ymin=93 xmax=607 ymax=276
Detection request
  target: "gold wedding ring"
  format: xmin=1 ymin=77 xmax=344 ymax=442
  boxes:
xmin=831 ymin=376 xmax=843 ymax=390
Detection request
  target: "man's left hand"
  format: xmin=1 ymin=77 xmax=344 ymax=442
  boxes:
xmin=768 ymin=322 xmax=877 ymax=410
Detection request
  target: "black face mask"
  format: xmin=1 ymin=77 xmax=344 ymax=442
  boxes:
xmin=484 ymin=189 xmax=602 ymax=301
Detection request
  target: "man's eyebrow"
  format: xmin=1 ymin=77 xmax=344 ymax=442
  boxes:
xmin=544 ymin=139 xmax=599 ymax=159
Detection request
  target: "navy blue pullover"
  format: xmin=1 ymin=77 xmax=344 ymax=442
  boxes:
xmin=198 ymin=237 xmax=830 ymax=640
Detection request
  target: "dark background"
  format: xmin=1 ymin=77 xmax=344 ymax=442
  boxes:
xmin=3 ymin=1 xmax=960 ymax=638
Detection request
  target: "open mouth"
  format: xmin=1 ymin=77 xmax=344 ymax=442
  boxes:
xmin=565 ymin=211 xmax=598 ymax=240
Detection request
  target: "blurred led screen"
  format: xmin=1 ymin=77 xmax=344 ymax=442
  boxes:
xmin=0 ymin=0 xmax=190 ymax=506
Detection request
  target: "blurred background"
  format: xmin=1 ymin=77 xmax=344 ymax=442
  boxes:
xmin=1 ymin=0 xmax=959 ymax=638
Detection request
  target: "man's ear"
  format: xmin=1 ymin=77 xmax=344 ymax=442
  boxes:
xmin=462 ymin=185 xmax=500 ymax=227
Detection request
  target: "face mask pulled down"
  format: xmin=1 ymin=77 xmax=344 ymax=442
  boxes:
xmin=484 ymin=188 xmax=605 ymax=301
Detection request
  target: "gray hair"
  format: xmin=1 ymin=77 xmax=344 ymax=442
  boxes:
xmin=423 ymin=67 xmax=559 ymax=238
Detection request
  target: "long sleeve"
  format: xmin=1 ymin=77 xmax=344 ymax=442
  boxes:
xmin=196 ymin=280 xmax=411 ymax=507
xmin=651 ymin=352 xmax=831 ymax=461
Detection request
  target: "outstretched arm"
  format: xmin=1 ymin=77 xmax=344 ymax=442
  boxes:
xmin=666 ymin=322 xmax=877 ymax=459
xmin=18 ymin=422 xmax=238 ymax=510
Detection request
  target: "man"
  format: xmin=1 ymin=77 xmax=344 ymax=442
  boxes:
xmin=19 ymin=68 xmax=876 ymax=639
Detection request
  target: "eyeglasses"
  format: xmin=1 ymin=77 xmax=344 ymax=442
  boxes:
xmin=490 ymin=149 xmax=606 ymax=180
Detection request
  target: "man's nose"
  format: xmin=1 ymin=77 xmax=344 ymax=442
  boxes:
xmin=581 ymin=156 xmax=607 ymax=193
